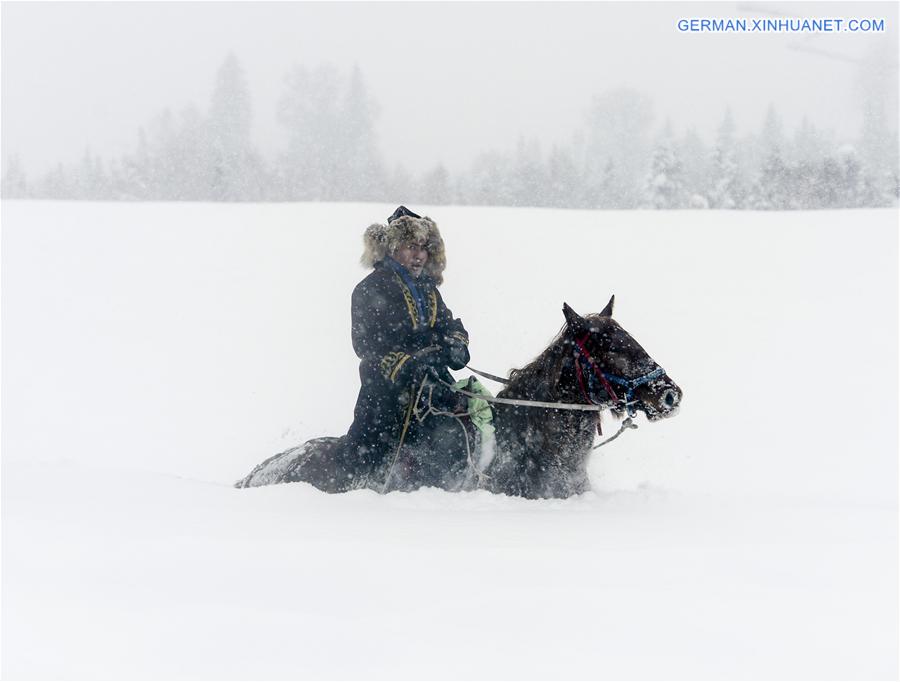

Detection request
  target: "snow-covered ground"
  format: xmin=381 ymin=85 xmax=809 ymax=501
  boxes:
xmin=2 ymin=201 xmax=897 ymax=679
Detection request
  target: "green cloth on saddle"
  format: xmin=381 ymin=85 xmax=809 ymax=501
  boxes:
xmin=452 ymin=377 xmax=495 ymax=437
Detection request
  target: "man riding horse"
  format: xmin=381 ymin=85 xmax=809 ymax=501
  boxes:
xmin=235 ymin=208 xmax=683 ymax=497
xmin=343 ymin=206 xmax=471 ymax=488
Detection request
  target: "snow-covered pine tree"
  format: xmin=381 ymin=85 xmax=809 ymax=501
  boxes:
xmin=339 ymin=65 xmax=385 ymax=201
xmin=678 ymin=128 xmax=710 ymax=208
xmin=74 ymin=148 xmax=111 ymax=200
xmin=788 ymin=117 xmax=826 ymax=209
xmin=465 ymin=150 xmax=514 ymax=207
xmin=119 ymin=127 xmax=153 ymax=200
xmin=708 ymin=109 xmax=743 ymax=209
xmin=752 ymin=152 xmax=790 ymax=209
xmin=35 ymin=163 xmax=73 ymax=199
xmin=856 ymin=44 xmax=896 ymax=205
xmin=792 ymin=117 xmax=824 ymax=165
xmin=386 ymin=163 xmax=414 ymax=205
xmin=145 ymin=109 xmax=179 ymax=200
xmin=545 ymin=144 xmax=580 ymax=208
xmin=173 ymin=105 xmax=211 ymax=201
xmin=749 ymin=105 xmax=790 ymax=209
xmin=583 ymin=88 xmax=654 ymax=209
xmin=207 ymin=53 xmax=264 ymax=201
xmin=815 ymin=155 xmax=842 ymax=208
xmin=838 ymin=145 xmax=885 ymax=208
xmin=510 ymin=136 xmax=545 ymax=207
xmin=1 ymin=154 xmax=29 ymax=198
xmin=277 ymin=64 xmax=341 ymax=201
xmin=417 ymin=163 xmax=452 ymax=205
xmin=643 ymin=122 xmax=687 ymax=209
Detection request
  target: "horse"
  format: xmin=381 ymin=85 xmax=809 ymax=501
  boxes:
xmin=234 ymin=296 xmax=682 ymax=499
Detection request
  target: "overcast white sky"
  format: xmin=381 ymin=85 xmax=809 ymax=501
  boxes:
xmin=2 ymin=1 xmax=897 ymax=176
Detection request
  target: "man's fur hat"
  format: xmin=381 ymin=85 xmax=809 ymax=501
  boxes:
xmin=361 ymin=208 xmax=447 ymax=285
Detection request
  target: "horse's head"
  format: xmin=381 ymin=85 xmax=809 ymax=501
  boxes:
xmin=562 ymin=297 xmax=682 ymax=422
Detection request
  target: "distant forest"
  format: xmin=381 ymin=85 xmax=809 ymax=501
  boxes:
xmin=3 ymin=53 xmax=898 ymax=209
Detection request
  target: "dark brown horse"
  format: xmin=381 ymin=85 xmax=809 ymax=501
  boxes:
xmin=235 ymin=297 xmax=682 ymax=499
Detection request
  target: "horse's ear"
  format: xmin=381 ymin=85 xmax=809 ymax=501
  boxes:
xmin=563 ymin=302 xmax=588 ymax=332
xmin=599 ymin=295 xmax=615 ymax=317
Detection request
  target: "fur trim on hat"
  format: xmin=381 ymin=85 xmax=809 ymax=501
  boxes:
xmin=361 ymin=215 xmax=447 ymax=285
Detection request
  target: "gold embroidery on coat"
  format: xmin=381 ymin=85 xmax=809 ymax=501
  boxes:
xmin=428 ymin=290 xmax=437 ymax=327
xmin=380 ymin=351 xmax=411 ymax=382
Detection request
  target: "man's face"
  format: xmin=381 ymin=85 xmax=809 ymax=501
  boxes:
xmin=393 ymin=241 xmax=428 ymax=278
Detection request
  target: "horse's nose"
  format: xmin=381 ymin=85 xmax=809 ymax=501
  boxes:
xmin=662 ymin=389 xmax=679 ymax=409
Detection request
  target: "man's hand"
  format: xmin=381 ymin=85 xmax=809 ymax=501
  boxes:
xmin=443 ymin=342 xmax=469 ymax=370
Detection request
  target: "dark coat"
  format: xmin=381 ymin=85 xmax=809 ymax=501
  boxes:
xmin=345 ymin=260 xmax=470 ymax=474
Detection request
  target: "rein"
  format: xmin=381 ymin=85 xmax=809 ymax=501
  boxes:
xmin=454 ymin=335 xmax=666 ymax=449
xmin=465 ymin=365 xmax=511 ymax=385
xmin=441 ymin=376 xmax=620 ymax=412
xmin=463 ymin=336 xmax=666 ymax=419
xmin=440 ymin=376 xmax=641 ymax=451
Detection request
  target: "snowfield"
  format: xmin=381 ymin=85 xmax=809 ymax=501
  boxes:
xmin=2 ymin=201 xmax=897 ymax=679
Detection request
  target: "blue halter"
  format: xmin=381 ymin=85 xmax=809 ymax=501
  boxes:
xmin=603 ymin=367 xmax=667 ymax=416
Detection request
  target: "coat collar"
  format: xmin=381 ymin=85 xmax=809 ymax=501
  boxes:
xmin=375 ymin=259 xmax=436 ymax=288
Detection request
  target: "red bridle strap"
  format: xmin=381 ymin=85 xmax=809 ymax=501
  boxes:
xmin=575 ymin=333 xmax=619 ymax=403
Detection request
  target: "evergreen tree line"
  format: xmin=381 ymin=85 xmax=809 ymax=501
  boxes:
xmin=3 ymin=54 xmax=898 ymax=209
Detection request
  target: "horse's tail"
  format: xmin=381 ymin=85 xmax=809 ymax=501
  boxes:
xmin=234 ymin=437 xmax=344 ymax=490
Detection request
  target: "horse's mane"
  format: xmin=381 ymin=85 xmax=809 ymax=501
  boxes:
xmin=502 ymin=324 xmax=568 ymax=400
xmin=501 ymin=314 xmax=626 ymax=427
xmin=502 ymin=314 xmax=606 ymax=401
